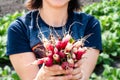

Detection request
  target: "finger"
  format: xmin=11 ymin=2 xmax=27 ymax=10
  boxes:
xmin=43 ymin=65 xmax=73 ymax=76
xmin=72 ymin=67 xmax=81 ymax=75
xmin=49 ymin=74 xmax=72 ymax=80
xmin=37 ymin=63 xmax=45 ymax=74
xmin=72 ymin=72 xmax=83 ymax=80
xmin=45 ymin=65 xmax=63 ymax=71
xmin=50 ymin=68 xmax=73 ymax=76
xmin=74 ymin=59 xmax=83 ymax=68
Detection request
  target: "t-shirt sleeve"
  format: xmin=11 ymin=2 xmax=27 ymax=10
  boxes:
xmin=84 ymin=15 xmax=102 ymax=52
xmin=6 ymin=20 xmax=32 ymax=56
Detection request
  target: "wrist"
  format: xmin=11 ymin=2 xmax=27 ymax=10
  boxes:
xmin=80 ymin=69 xmax=90 ymax=80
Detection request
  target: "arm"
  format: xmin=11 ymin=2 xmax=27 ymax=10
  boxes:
xmin=10 ymin=52 xmax=39 ymax=80
xmin=78 ymin=15 xmax=101 ymax=80
xmin=7 ymin=19 xmax=40 ymax=80
xmin=10 ymin=52 xmax=73 ymax=80
xmin=71 ymin=48 xmax=99 ymax=80
xmin=80 ymin=48 xmax=99 ymax=80
xmin=8 ymin=20 xmax=73 ymax=80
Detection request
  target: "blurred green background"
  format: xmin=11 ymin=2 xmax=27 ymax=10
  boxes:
xmin=0 ymin=0 xmax=120 ymax=80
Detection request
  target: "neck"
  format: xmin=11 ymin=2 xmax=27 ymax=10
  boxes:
xmin=39 ymin=2 xmax=68 ymax=27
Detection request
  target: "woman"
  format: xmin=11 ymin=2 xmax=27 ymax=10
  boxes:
xmin=6 ymin=0 xmax=102 ymax=80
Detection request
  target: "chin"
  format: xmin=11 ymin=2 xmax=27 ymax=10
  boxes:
xmin=52 ymin=4 xmax=68 ymax=8
xmin=45 ymin=0 xmax=69 ymax=8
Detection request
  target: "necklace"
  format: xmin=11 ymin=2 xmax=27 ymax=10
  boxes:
xmin=36 ymin=11 xmax=84 ymax=42
xmin=36 ymin=11 xmax=67 ymax=41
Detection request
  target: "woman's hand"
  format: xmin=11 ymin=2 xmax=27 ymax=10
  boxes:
xmin=70 ymin=60 xmax=84 ymax=80
xmin=34 ymin=64 xmax=73 ymax=80
xmin=71 ymin=48 xmax=100 ymax=80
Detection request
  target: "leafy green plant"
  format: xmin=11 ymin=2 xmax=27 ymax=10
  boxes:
xmin=0 ymin=11 xmax=25 ymax=62
xmin=84 ymin=0 xmax=120 ymax=65
xmin=0 ymin=11 xmax=24 ymax=79
xmin=90 ymin=65 xmax=120 ymax=80
xmin=0 ymin=66 xmax=20 ymax=80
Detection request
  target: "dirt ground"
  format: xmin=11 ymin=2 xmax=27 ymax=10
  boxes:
xmin=0 ymin=0 xmax=100 ymax=17
xmin=0 ymin=0 xmax=24 ymax=17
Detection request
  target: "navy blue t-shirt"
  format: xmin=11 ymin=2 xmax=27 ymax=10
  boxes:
xmin=6 ymin=10 xmax=102 ymax=58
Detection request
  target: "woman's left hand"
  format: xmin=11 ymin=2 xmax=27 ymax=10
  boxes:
xmin=70 ymin=60 xmax=84 ymax=80
xmin=70 ymin=48 xmax=100 ymax=80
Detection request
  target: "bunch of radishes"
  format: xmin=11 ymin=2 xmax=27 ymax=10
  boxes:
xmin=33 ymin=33 xmax=88 ymax=70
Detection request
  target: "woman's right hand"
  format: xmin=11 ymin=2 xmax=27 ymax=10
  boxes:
xmin=34 ymin=64 xmax=73 ymax=80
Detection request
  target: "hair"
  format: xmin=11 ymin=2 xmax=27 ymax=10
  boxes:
xmin=24 ymin=0 xmax=83 ymax=12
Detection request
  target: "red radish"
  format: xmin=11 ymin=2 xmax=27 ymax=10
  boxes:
xmin=61 ymin=34 xmax=71 ymax=49
xmin=32 ymin=57 xmax=50 ymax=65
xmin=58 ymin=50 xmax=66 ymax=58
xmin=76 ymin=52 xmax=83 ymax=60
xmin=76 ymin=48 xmax=86 ymax=60
xmin=32 ymin=58 xmax=44 ymax=65
xmin=61 ymin=41 xmax=68 ymax=49
xmin=46 ymin=51 xmax=53 ymax=58
xmin=78 ymin=47 xmax=86 ymax=53
xmin=44 ymin=42 xmax=54 ymax=52
xmin=53 ymin=54 xmax=60 ymax=62
xmin=61 ymin=62 xmax=69 ymax=70
xmin=32 ymin=29 xmax=89 ymax=69
xmin=62 ymin=34 xmax=71 ymax=42
xmin=37 ymin=59 xmax=44 ymax=64
xmin=45 ymin=57 xmax=53 ymax=67
xmin=55 ymin=40 xmax=62 ymax=50
xmin=33 ymin=57 xmax=53 ymax=67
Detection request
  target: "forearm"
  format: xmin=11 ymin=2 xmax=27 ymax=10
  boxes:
xmin=80 ymin=48 xmax=99 ymax=80
xmin=10 ymin=52 xmax=39 ymax=80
